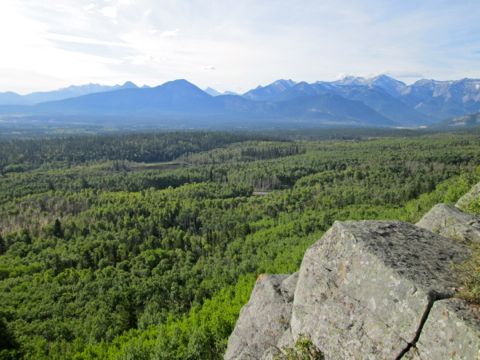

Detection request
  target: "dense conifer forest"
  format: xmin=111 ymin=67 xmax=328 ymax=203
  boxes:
xmin=1 ymin=130 xmax=480 ymax=359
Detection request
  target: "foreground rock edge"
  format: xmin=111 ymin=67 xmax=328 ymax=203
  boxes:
xmin=225 ymin=203 xmax=480 ymax=359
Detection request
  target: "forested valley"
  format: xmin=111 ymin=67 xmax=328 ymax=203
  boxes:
xmin=1 ymin=129 xmax=480 ymax=359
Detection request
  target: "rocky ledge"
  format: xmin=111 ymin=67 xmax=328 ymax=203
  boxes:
xmin=225 ymin=187 xmax=480 ymax=359
xmin=416 ymin=203 xmax=480 ymax=244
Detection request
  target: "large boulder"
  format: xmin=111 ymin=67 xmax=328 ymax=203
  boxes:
xmin=416 ymin=203 xmax=480 ymax=244
xmin=226 ymin=209 xmax=480 ymax=360
xmin=456 ymin=182 xmax=480 ymax=211
xmin=225 ymin=273 xmax=298 ymax=360
xmin=290 ymin=221 xmax=471 ymax=360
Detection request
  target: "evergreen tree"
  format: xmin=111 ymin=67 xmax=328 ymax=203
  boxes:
xmin=53 ymin=219 xmax=64 ymax=238
xmin=0 ymin=234 xmax=5 ymax=255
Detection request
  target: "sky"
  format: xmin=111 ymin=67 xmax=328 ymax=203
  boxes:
xmin=0 ymin=0 xmax=479 ymax=94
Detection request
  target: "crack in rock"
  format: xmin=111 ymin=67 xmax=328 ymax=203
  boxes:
xmin=395 ymin=294 xmax=452 ymax=360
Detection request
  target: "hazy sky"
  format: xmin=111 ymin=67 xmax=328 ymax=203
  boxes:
xmin=1 ymin=0 xmax=479 ymax=94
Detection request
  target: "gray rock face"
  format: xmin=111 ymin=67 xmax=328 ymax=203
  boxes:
xmin=416 ymin=203 xmax=480 ymax=243
xmin=456 ymin=182 xmax=480 ymax=211
xmin=260 ymin=328 xmax=295 ymax=360
xmin=224 ymin=273 xmax=298 ymax=360
xmin=290 ymin=221 xmax=470 ymax=360
xmin=226 ymin=213 xmax=480 ymax=359
xmin=414 ymin=298 xmax=480 ymax=359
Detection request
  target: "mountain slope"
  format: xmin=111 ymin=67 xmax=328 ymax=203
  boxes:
xmin=240 ymin=77 xmax=427 ymax=125
xmin=273 ymin=93 xmax=394 ymax=126
xmin=399 ymin=78 xmax=480 ymax=119
xmin=0 ymin=82 xmax=139 ymax=106
xmin=0 ymin=92 xmax=25 ymax=105
xmin=437 ymin=111 xmax=480 ymax=128
xmin=332 ymin=86 xmax=430 ymax=125
xmin=333 ymin=74 xmax=408 ymax=98
xmin=4 ymin=76 xmax=480 ymax=128
xmin=204 ymin=87 xmax=222 ymax=96
xmin=271 ymin=82 xmax=336 ymax=102
xmin=243 ymin=75 xmax=480 ymax=123
xmin=242 ymin=79 xmax=296 ymax=101
xmin=1 ymin=80 xmax=394 ymax=128
xmin=34 ymin=80 xmax=216 ymax=114
xmin=366 ymin=74 xmax=407 ymax=98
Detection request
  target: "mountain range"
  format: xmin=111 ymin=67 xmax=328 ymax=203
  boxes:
xmin=1 ymin=75 xmax=480 ymax=128
xmin=0 ymin=81 xmax=139 ymax=106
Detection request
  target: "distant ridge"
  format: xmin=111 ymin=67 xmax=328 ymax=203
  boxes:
xmin=34 ymin=79 xmax=216 ymax=114
xmin=0 ymin=81 xmax=139 ymax=105
xmin=204 ymin=87 xmax=222 ymax=96
xmin=1 ymin=75 xmax=480 ymax=129
xmin=243 ymin=79 xmax=297 ymax=101
xmin=25 ymin=79 xmax=389 ymax=126
xmin=241 ymin=75 xmax=480 ymax=122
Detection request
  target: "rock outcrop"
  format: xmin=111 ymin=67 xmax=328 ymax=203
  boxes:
xmin=456 ymin=182 xmax=480 ymax=211
xmin=224 ymin=273 xmax=298 ymax=360
xmin=225 ymin=185 xmax=480 ymax=360
xmin=290 ymin=221 xmax=470 ymax=359
xmin=416 ymin=203 xmax=480 ymax=243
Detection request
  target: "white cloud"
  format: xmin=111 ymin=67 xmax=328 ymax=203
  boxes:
xmin=159 ymin=29 xmax=179 ymax=38
xmin=100 ymin=6 xmax=118 ymax=19
xmin=45 ymin=33 xmax=130 ymax=48
xmin=83 ymin=3 xmax=96 ymax=12
xmin=0 ymin=0 xmax=479 ymax=93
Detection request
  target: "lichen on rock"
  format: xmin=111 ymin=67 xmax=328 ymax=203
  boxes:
xmin=416 ymin=203 xmax=480 ymax=244
xmin=225 ymin=273 xmax=298 ymax=360
xmin=225 ymin=183 xmax=480 ymax=360
xmin=290 ymin=220 xmax=470 ymax=359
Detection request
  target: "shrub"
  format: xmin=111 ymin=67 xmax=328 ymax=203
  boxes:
xmin=274 ymin=336 xmax=324 ymax=360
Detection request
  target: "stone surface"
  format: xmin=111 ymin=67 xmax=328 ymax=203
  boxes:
xmin=290 ymin=221 xmax=471 ymax=360
xmin=414 ymin=298 xmax=480 ymax=360
xmin=224 ymin=273 xmax=298 ymax=360
xmin=416 ymin=203 xmax=480 ymax=244
xmin=402 ymin=348 xmax=423 ymax=360
xmin=226 ymin=194 xmax=480 ymax=360
xmin=260 ymin=328 xmax=295 ymax=360
xmin=456 ymin=182 xmax=480 ymax=211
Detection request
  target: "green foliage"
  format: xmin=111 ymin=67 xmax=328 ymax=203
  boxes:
xmin=455 ymin=244 xmax=480 ymax=304
xmin=1 ymin=130 xmax=480 ymax=359
xmin=0 ymin=132 xmax=269 ymax=174
xmin=0 ymin=313 xmax=21 ymax=360
xmin=274 ymin=336 xmax=324 ymax=360
xmin=463 ymin=191 xmax=480 ymax=215
xmin=452 ymin=183 xmax=480 ymax=305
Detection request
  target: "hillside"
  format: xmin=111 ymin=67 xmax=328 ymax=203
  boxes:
xmin=0 ymin=82 xmax=139 ymax=105
xmin=1 ymin=130 xmax=480 ymax=359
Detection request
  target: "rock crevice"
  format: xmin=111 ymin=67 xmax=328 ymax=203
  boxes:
xmin=225 ymin=194 xmax=480 ymax=360
xmin=395 ymin=297 xmax=437 ymax=360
